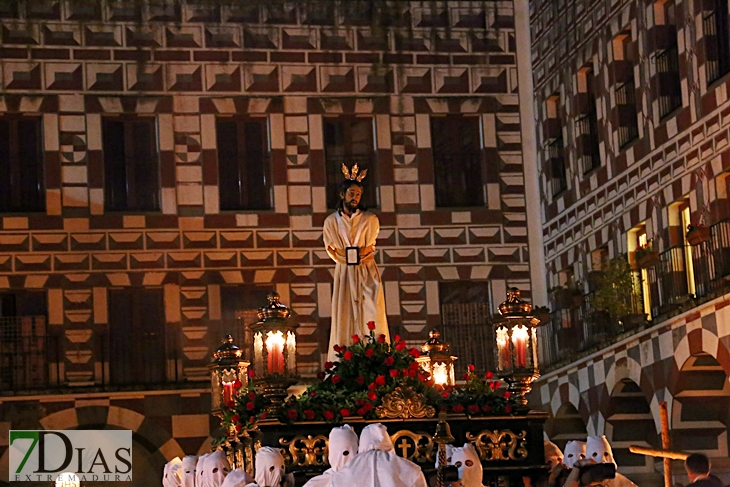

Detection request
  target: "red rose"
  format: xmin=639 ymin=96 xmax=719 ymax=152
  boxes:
xmin=395 ymin=341 xmax=407 ymax=351
xmin=260 ymin=412 xmax=267 ymax=420
xmin=467 ymin=364 xmax=475 ymax=373
xmin=394 ymin=334 xmax=401 ymax=342
xmin=225 ymin=400 xmax=235 ymax=408
xmin=463 ymin=373 xmax=470 ymax=380
xmin=390 ymin=369 xmax=399 ymax=378
xmin=310 ymin=391 xmax=318 ymax=397
xmin=249 ymin=416 xmax=256 ymax=424
xmin=408 ymin=369 xmax=418 ymax=378
xmin=378 ymin=334 xmax=386 ymax=343
xmin=384 ymin=356 xmax=395 ymax=366
xmin=367 ymin=321 xmax=376 ymax=330
xmin=441 ymin=392 xmax=449 ymax=398
xmin=333 ymin=345 xmax=342 ymax=353
xmin=368 ymin=382 xmax=377 ymax=390
xmin=452 ymin=404 xmax=464 ymax=413
xmin=247 ymin=369 xmax=256 ymax=378
xmin=248 ymin=391 xmax=256 ymax=400
xmin=485 ymin=371 xmax=494 ymax=380
xmin=287 ymin=409 xmax=298 ymax=420
xmin=356 ymin=375 xmax=365 ymax=385
xmin=233 ymin=379 xmax=243 ymax=389
xmin=365 ymin=349 xmax=374 ymax=358
xmin=468 ymin=405 xmax=480 ymax=414
xmin=332 ymin=375 xmax=341 ymax=385
xmin=356 ymin=399 xmax=365 ymax=407
xmin=344 ymin=351 xmax=353 ymax=361
xmin=231 ymin=414 xmax=240 ymax=423
xmin=418 ymin=373 xmax=428 ymax=382
xmin=246 ymin=402 xmax=255 ymax=411
xmin=503 ymin=391 xmax=511 ymax=399
xmin=324 ymin=361 xmax=334 ymax=370
xmin=375 ymin=375 xmax=386 ymax=386
xmin=317 ymin=372 xmax=325 ymax=380
xmin=304 ymin=409 xmax=315 ymax=420
xmin=235 ymin=423 xmax=243 ymax=432
xmin=505 ymin=405 xmax=513 ymax=414
xmin=409 ymin=361 xmax=419 ymax=370
xmin=340 ymin=408 xmax=351 ymax=417
xmin=490 ymin=381 xmax=499 ymax=390
xmin=364 ymin=402 xmax=374 ymax=412
xmin=352 ymin=334 xmax=360 ymax=344
xmin=367 ymin=391 xmax=377 ymax=401
xmin=357 ymin=408 xmax=366 ymax=416
xmin=408 ymin=348 xmax=421 ymax=358
xmin=324 ymin=410 xmax=335 ymax=421
xmin=481 ymin=405 xmax=492 ymax=413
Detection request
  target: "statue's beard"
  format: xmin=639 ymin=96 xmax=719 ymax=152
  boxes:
xmin=344 ymin=200 xmax=360 ymax=212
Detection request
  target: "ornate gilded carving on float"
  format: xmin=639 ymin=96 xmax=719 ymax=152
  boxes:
xmin=465 ymin=429 xmax=528 ymax=461
xmin=375 ymin=386 xmax=436 ymax=419
xmin=390 ymin=430 xmax=435 ymax=463
xmin=279 ymin=435 xmax=329 ymax=467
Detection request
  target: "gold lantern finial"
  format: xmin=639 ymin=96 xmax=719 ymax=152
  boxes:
xmin=417 ymin=329 xmax=457 ymax=386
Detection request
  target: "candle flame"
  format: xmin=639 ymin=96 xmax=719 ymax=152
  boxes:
xmin=266 ymin=330 xmax=285 ymax=348
xmin=432 ymin=362 xmax=449 ymax=385
xmin=512 ymin=325 xmax=529 ymax=342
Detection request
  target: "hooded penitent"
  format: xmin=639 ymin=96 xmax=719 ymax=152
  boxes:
xmin=255 ymin=447 xmax=287 ymax=487
xmin=303 ymin=425 xmax=359 ymax=487
xmin=563 ymin=441 xmax=586 ymax=469
xmin=203 ymin=449 xmax=231 ymax=487
xmin=327 ymin=423 xmax=428 ymax=487
xmin=220 ymin=468 xmax=255 ymax=487
xmin=586 ymin=436 xmax=616 ymax=467
xmin=451 ymin=444 xmax=485 ymax=487
xmin=163 ymin=457 xmax=183 ymax=487
xmin=357 ymin=423 xmax=395 ymax=454
xmin=197 ymin=453 xmax=211 ymax=487
xmin=543 ymin=441 xmax=563 ymax=468
xmin=181 ymin=455 xmax=198 ymax=487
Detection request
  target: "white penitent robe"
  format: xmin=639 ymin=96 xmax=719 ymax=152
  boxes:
xmin=323 ymin=210 xmax=388 ymax=361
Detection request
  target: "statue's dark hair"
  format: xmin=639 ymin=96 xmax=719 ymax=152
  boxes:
xmin=337 ymin=180 xmax=367 ymax=213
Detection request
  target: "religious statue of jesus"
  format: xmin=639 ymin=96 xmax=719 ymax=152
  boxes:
xmin=323 ymin=163 xmax=389 ymax=361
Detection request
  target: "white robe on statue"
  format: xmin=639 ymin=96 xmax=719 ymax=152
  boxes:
xmin=323 ymin=209 xmax=389 ymax=362
xmin=325 ymin=423 xmax=427 ymax=487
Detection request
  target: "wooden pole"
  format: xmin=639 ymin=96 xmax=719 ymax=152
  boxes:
xmin=660 ymin=401 xmax=672 ymax=487
xmin=628 ymin=446 xmax=688 ymax=461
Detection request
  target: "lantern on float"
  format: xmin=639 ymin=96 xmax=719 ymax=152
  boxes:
xmin=416 ymin=329 xmax=457 ymax=386
xmin=492 ymin=287 xmax=541 ymax=406
xmin=209 ymin=335 xmax=249 ymax=418
xmin=249 ymin=292 xmax=298 ymax=415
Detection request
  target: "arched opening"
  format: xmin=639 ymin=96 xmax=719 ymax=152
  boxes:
xmin=605 ymin=378 xmax=659 ymax=485
xmin=672 ymin=353 xmax=730 ymax=457
xmin=544 ymin=403 xmax=587 ymax=451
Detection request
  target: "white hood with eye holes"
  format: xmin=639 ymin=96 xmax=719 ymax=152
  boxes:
xmin=451 ymin=444 xmax=485 ymax=487
xmin=203 ymin=449 xmax=231 ymax=487
xmin=303 ymin=425 xmax=359 ymax=487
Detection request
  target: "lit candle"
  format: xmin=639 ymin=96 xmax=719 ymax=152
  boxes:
xmin=266 ymin=331 xmax=285 ymax=374
xmin=432 ymin=362 xmax=448 ymax=386
xmin=496 ymin=327 xmax=511 ymax=370
xmin=512 ymin=325 xmax=529 ymax=368
xmin=222 ymin=381 xmax=234 ymax=405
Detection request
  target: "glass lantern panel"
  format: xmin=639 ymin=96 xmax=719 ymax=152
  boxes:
xmin=286 ymin=331 xmax=296 ymax=373
xmin=265 ymin=330 xmax=285 ymax=374
xmin=512 ymin=325 xmax=529 ymax=368
xmin=496 ymin=326 xmax=511 ymax=370
xmin=254 ymin=332 xmax=264 ymax=373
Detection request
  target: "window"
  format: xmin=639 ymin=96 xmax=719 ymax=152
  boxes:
xmin=703 ymin=0 xmax=730 ymax=85
xmin=108 ymin=288 xmax=167 ymax=385
xmin=220 ymin=284 xmax=274 ymax=357
xmin=544 ymin=95 xmax=566 ymax=196
xmin=0 ymin=292 xmax=51 ymax=390
xmin=324 ymin=118 xmax=377 ymax=209
xmin=438 ymin=281 xmax=493 ymax=372
xmin=216 ymin=118 xmax=271 ymax=211
xmin=613 ymin=30 xmax=639 ymax=148
xmin=576 ymin=68 xmax=601 ymax=174
xmin=431 ymin=116 xmax=484 ymax=207
xmin=0 ymin=117 xmax=44 ymax=212
xmin=102 ymin=118 xmax=160 ymax=211
xmin=654 ymin=0 xmax=682 ymax=117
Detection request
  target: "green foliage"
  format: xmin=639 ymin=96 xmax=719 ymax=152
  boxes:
xmin=592 ymin=258 xmax=640 ymax=320
xmin=218 ymin=327 xmax=516 ymax=441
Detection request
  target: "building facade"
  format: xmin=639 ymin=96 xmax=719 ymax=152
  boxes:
xmin=0 ymin=1 xmax=539 ymax=485
xmin=529 ymin=0 xmax=730 ymax=484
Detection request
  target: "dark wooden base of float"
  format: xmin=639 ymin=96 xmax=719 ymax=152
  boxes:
xmin=224 ymin=411 xmax=551 ymax=487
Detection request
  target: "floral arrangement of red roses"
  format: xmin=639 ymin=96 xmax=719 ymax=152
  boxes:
xmin=219 ymin=322 xmax=516 ymax=437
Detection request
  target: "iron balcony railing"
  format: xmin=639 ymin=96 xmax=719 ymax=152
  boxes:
xmin=100 ymin=329 xmax=181 ymax=387
xmin=655 ymin=45 xmax=683 ymax=118
xmin=646 ymin=246 xmax=690 ymax=317
xmin=703 ymin=6 xmax=730 ymax=85
xmin=688 ymin=220 xmax=730 ymax=299
xmin=440 ymin=302 xmax=495 ymax=374
xmin=432 ymin=152 xmax=485 ymax=207
xmin=548 ymin=136 xmax=567 ymax=197
xmin=0 ymin=316 xmax=61 ymax=392
xmin=616 ymin=81 xmax=639 ymax=148
xmin=575 ymin=110 xmax=600 ymax=174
